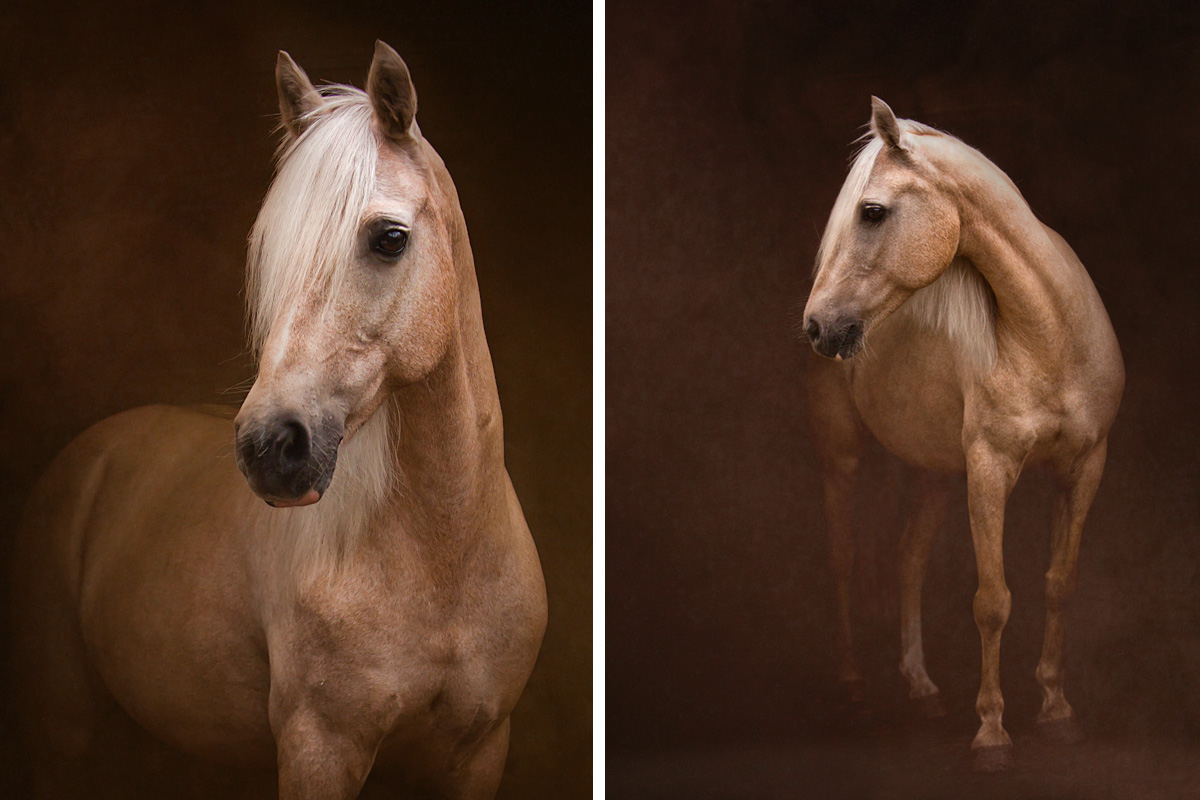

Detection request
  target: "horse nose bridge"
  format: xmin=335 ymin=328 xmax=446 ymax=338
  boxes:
xmin=803 ymin=263 xmax=852 ymax=322
xmin=239 ymin=347 xmax=333 ymax=426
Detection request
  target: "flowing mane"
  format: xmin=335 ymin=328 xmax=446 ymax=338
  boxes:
xmin=815 ymin=119 xmax=1000 ymax=371
xmin=246 ymin=86 xmax=378 ymax=357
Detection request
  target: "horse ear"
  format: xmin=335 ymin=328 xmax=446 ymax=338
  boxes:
xmin=276 ymin=51 xmax=324 ymax=139
xmin=870 ymin=96 xmax=905 ymax=150
xmin=368 ymin=40 xmax=418 ymax=142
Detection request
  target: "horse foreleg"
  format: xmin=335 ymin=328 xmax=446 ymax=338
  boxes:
xmin=823 ymin=458 xmax=863 ymax=699
xmin=897 ymin=470 xmax=952 ymax=715
xmin=1035 ymin=439 xmax=1107 ymax=741
xmin=808 ymin=360 xmax=866 ymax=702
xmin=965 ymin=441 xmax=1021 ymax=770
xmin=440 ymin=718 xmax=510 ymax=799
xmin=273 ymin=704 xmax=380 ymax=800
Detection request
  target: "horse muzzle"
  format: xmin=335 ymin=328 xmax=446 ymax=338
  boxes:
xmin=804 ymin=313 xmax=864 ymax=361
xmin=234 ymin=412 xmax=343 ymax=507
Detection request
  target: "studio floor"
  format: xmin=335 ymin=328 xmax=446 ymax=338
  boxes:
xmin=609 ymin=727 xmax=1200 ymax=800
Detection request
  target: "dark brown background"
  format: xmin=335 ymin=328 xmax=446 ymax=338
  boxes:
xmin=0 ymin=1 xmax=591 ymax=797
xmin=608 ymin=0 xmax=1200 ymax=797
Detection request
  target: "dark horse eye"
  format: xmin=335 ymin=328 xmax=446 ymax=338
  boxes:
xmin=370 ymin=226 xmax=409 ymax=258
xmin=861 ymin=203 xmax=886 ymax=223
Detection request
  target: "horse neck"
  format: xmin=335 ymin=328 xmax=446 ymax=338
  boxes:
xmin=944 ymin=149 xmax=1072 ymax=365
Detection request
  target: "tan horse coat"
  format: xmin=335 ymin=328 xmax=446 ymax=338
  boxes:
xmin=803 ymin=98 xmax=1123 ymax=769
xmin=12 ymin=43 xmax=546 ymax=799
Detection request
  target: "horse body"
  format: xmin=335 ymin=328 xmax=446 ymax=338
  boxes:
xmin=804 ymin=99 xmax=1122 ymax=768
xmin=13 ymin=43 xmax=546 ymax=799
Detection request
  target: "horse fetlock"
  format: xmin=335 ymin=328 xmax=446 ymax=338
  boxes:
xmin=899 ymin=652 xmax=938 ymax=698
xmin=974 ymin=688 xmax=1005 ymax=723
xmin=1035 ymin=659 xmax=1063 ymax=690
xmin=903 ymin=674 xmax=940 ymax=699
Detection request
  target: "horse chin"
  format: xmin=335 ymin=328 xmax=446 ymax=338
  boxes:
xmin=266 ymin=489 xmax=322 ymax=508
xmin=834 ymin=345 xmax=860 ymax=362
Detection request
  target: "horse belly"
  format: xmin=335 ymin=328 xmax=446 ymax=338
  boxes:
xmin=851 ymin=325 xmax=967 ymax=472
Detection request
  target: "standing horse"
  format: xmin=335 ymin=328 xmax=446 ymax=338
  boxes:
xmin=11 ymin=42 xmax=547 ymax=799
xmin=802 ymin=98 xmax=1123 ymax=769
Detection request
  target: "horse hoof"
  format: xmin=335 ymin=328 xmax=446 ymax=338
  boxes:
xmin=912 ymin=692 xmax=947 ymax=719
xmin=972 ymin=745 xmax=1013 ymax=772
xmin=1038 ymin=716 xmax=1083 ymax=744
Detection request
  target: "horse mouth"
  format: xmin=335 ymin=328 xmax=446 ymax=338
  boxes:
xmin=811 ymin=319 xmax=865 ymax=361
xmin=834 ymin=336 xmax=864 ymax=361
xmin=265 ymin=489 xmax=323 ymax=508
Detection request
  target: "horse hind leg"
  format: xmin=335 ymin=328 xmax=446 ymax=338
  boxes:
xmin=1035 ymin=439 xmax=1107 ymax=744
xmin=897 ymin=470 xmax=952 ymax=718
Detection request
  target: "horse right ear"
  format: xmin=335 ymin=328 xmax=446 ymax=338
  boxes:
xmin=276 ymin=51 xmax=324 ymax=139
xmin=870 ymin=96 xmax=905 ymax=151
xmin=368 ymin=40 xmax=418 ymax=142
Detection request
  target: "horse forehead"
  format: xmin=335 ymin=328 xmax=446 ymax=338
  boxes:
xmin=374 ymin=145 xmax=430 ymax=207
xmin=865 ymin=153 xmax=919 ymax=194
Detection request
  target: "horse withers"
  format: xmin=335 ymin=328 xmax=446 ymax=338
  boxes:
xmin=803 ymin=98 xmax=1123 ymax=770
xmin=12 ymin=42 xmax=547 ymax=799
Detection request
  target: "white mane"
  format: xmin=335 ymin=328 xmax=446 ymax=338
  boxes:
xmin=246 ymin=86 xmax=396 ymax=575
xmin=815 ymin=120 xmax=999 ymax=371
xmin=246 ymin=87 xmax=378 ymax=357
xmin=897 ymin=259 xmax=997 ymax=370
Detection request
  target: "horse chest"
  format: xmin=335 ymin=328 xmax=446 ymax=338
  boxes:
xmin=274 ymin=561 xmax=540 ymax=748
xmin=847 ymin=328 xmax=968 ymax=472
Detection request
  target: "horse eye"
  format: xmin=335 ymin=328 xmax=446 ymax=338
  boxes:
xmin=370 ymin=226 xmax=409 ymax=258
xmin=861 ymin=203 xmax=886 ymax=223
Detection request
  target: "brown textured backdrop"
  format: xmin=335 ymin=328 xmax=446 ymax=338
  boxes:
xmin=607 ymin=0 xmax=1200 ymax=796
xmin=0 ymin=1 xmax=591 ymax=797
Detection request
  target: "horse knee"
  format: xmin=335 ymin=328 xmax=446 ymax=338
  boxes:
xmin=973 ymin=585 xmax=1011 ymax=633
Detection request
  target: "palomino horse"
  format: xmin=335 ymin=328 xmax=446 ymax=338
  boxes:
xmin=11 ymin=42 xmax=547 ymax=798
xmin=803 ymin=98 xmax=1123 ymax=769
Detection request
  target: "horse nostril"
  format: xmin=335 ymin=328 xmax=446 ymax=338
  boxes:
xmin=805 ymin=317 xmax=821 ymax=342
xmin=276 ymin=418 xmax=311 ymax=469
xmin=235 ymin=430 xmax=255 ymax=468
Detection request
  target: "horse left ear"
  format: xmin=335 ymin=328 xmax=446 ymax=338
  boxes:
xmin=277 ymin=51 xmax=325 ymax=139
xmin=870 ymin=96 xmax=905 ymax=151
xmin=368 ymin=40 xmax=418 ymax=142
